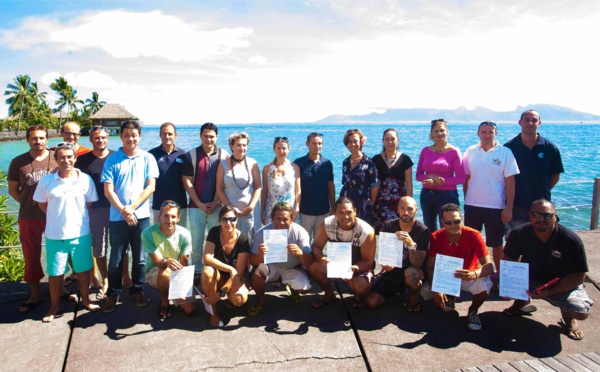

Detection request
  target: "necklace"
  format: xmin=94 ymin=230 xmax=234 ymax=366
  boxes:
xmin=231 ymin=154 xmax=245 ymax=163
xmin=384 ymin=151 xmax=396 ymax=164
xmin=231 ymin=156 xmax=251 ymax=189
xmin=433 ymin=144 xmax=447 ymax=153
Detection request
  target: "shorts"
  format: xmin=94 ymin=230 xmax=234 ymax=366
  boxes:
xmin=460 ymin=276 xmax=493 ymax=296
xmin=89 ymin=208 xmax=110 ymax=258
xmin=46 ymin=235 xmax=93 ymax=276
xmin=372 ymin=269 xmax=405 ymax=299
xmin=145 ymin=266 xmax=196 ymax=305
xmin=530 ymin=280 xmax=594 ymax=315
xmin=299 ymin=213 xmax=328 ymax=240
xmin=464 ymin=205 xmax=505 ymax=247
xmin=252 ymin=263 xmax=312 ymax=291
xmin=353 ymin=269 xmax=374 ymax=283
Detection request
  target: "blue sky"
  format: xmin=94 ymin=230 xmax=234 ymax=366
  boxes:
xmin=1 ymin=0 xmax=598 ymax=124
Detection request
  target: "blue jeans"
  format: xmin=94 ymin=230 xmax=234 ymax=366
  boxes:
xmin=106 ymin=218 xmax=149 ymax=298
xmin=420 ymin=188 xmax=459 ymax=231
xmin=188 ymin=207 xmax=219 ymax=271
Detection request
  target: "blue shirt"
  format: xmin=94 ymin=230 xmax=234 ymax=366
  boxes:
xmin=294 ymin=153 xmax=334 ymax=216
xmin=148 ymin=145 xmax=188 ymax=210
xmin=101 ymin=148 xmax=159 ymax=221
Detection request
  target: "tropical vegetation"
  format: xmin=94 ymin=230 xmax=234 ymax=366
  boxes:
xmin=0 ymin=169 xmax=24 ymax=282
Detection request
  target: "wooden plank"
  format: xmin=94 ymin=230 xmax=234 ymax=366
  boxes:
xmin=539 ymin=357 xmax=576 ymax=372
xmin=477 ymin=365 xmax=501 ymax=372
xmin=569 ymin=354 xmax=600 ymax=372
xmin=461 ymin=368 xmax=480 ymax=372
xmin=494 ymin=363 xmax=519 ymax=372
xmin=582 ymin=352 xmax=600 ymax=366
xmin=508 ymin=361 xmax=537 ymax=372
xmin=523 ymin=359 xmax=555 ymax=372
xmin=555 ymin=356 xmax=593 ymax=372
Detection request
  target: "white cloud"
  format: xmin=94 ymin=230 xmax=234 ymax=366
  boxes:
xmin=248 ymin=55 xmax=267 ymax=65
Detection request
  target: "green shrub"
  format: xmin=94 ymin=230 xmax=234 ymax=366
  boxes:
xmin=0 ymin=169 xmax=23 ymax=282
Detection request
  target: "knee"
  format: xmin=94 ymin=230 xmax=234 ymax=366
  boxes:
xmin=351 ymin=278 xmax=370 ymax=295
xmin=230 ymin=292 xmax=247 ymax=307
xmin=366 ymin=293 xmax=383 ymax=309
xmin=181 ymin=303 xmax=197 ymax=316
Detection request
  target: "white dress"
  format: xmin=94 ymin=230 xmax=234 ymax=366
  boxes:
xmin=263 ymin=161 xmax=296 ymax=224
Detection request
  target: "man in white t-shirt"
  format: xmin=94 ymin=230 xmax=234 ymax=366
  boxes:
xmin=33 ymin=143 xmax=100 ymax=322
xmin=463 ymin=121 xmax=519 ymax=283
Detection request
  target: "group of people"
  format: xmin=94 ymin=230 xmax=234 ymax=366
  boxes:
xmin=7 ymin=110 xmax=592 ymax=340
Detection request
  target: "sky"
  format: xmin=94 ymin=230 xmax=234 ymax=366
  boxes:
xmin=1 ymin=0 xmax=598 ymax=124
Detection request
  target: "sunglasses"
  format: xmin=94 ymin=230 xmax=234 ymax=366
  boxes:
xmin=91 ymin=126 xmax=108 ymax=133
xmin=221 ymin=216 xmax=238 ymax=223
xmin=56 ymin=142 xmax=75 ymax=148
xmin=443 ymin=219 xmax=462 ymax=226
xmin=161 ymin=200 xmax=179 ymax=208
xmin=274 ymin=137 xmax=289 ymax=143
xmin=479 ymin=121 xmax=497 ymax=128
xmin=309 ymin=132 xmax=323 ymax=138
xmin=530 ymin=211 xmax=555 ymax=220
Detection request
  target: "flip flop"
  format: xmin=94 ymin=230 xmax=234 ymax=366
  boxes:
xmin=353 ymin=298 xmax=366 ymax=308
xmin=247 ymin=305 xmax=264 ymax=316
xmin=96 ymin=289 xmax=106 ymax=300
xmin=19 ymin=301 xmax=42 ymax=314
xmin=560 ymin=319 xmax=584 ymax=340
xmin=408 ymin=301 xmax=422 ymax=313
xmin=159 ymin=305 xmax=172 ymax=319
xmin=503 ymin=304 xmax=537 ymax=316
xmin=285 ymin=285 xmax=303 ymax=303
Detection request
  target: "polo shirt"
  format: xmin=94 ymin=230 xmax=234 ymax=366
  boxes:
xmin=293 ymin=153 xmax=334 ymax=215
xmin=428 ymin=226 xmax=488 ymax=271
xmin=148 ymin=145 xmax=188 ymax=210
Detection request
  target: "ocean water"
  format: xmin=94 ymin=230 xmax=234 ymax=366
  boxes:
xmin=1 ymin=122 xmax=598 ymax=231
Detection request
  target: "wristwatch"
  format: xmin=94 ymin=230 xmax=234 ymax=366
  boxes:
xmin=161 ymin=258 xmax=168 ymax=267
xmin=219 ymin=290 xmax=227 ymax=298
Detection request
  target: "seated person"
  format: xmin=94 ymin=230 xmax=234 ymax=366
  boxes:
xmin=142 ymin=200 xmax=196 ymax=319
xmin=367 ymin=196 xmax=430 ymax=312
xmin=310 ymin=197 xmax=376 ymax=308
xmin=249 ymin=202 xmax=313 ymax=315
xmin=503 ymin=199 xmax=593 ymax=341
xmin=201 ymin=206 xmax=250 ymax=327
xmin=427 ymin=203 xmax=493 ymax=331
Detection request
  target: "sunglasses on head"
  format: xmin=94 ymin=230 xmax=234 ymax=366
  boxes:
xmin=91 ymin=126 xmax=108 ymax=133
xmin=274 ymin=136 xmax=289 ymax=143
xmin=221 ymin=216 xmax=238 ymax=223
xmin=161 ymin=200 xmax=179 ymax=208
xmin=443 ymin=219 xmax=461 ymax=226
xmin=431 ymin=118 xmax=446 ymax=124
xmin=56 ymin=142 xmax=75 ymax=149
xmin=309 ymin=132 xmax=323 ymax=138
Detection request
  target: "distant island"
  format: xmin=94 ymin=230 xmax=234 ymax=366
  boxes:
xmin=316 ymin=104 xmax=600 ymax=123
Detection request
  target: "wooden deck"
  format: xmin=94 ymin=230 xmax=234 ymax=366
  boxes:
xmin=450 ymin=352 xmax=600 ymax=372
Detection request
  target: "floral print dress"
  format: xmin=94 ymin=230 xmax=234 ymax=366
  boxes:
xmin=263 ymin=161 xmax=296 ymax=224
xmin=341 ymin=154 xmax=378 ymax=225
xmin=372 ymin=153 xmax=413 ymax=232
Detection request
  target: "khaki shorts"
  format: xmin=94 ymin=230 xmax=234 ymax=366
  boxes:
xmin=145 ymin=266 xmax=196 ymax=305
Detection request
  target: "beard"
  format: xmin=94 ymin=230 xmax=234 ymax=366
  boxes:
xmin=400 ymin=214 xmax=415 ymax=223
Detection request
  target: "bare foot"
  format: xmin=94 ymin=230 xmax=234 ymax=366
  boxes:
xmin=562 ymin=318 xmax=584 ymax=340
xmin=42 ymin=306 xmax=59 ymax=323
xmin=209 ymin=314 xmax=223 ymax=327
xmin=122 ymin=280 xmax=133 ymax=289
xmin=82 ymin=302 xmax=101 ymax=311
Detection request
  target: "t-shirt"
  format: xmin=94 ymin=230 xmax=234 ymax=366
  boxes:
xmin=142 ymin=224 xmax=192 ymax=272
xmin=504 ymin=223 xmax=588 ymax=282
xmin=148 ymin=145 xmax=188 ymax=210
xmin=380 ymin=219 xmax=430 ymax=269
xmin=416 ymin=147 xmax=465 ymax=190
xmin=7 ymin=151 xmax=58 ymax=219
xmin=205 ymin=226 xmax=250 ymax=271
xmin=293 ymin=154 xmax=334 ymax=216
xmin=252 ymin=222 xmax=311 ymax=269
xmin=76 ymin=150 xmax=115 ymax=209
xmin=463 ymin=143 xmax=519 ymax=209
xmin=504 ymin=134 xmax=564 ymax=209
xmin=372 ymin=152 xmax=413 ymax=185
xmin=323 ymin=215 xmax=373 ymax=265
xmin=101 ymin=148 xmax=159 ymax=221
xmin=181 ymin=146 xmax=228 ymax=207
xmin=428 ymin=226 xmax=488 ymax=271
xmin=33 ymin=169 xmax=98 ymax=240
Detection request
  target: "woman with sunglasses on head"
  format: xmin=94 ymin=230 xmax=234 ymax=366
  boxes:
xmin=261 ymin=137 xmax=301 ymax=225
xmin=372 ymin=128 xmax=414 ymax=233
xmin=341 ymin=129 xmax=379 ymax=225
xmin=416 ymin=119 xmax=465 ymax=230
xmin=201 ymin=206 xmax=250 ymax=327
xmin=216 ymin=132 xmax=261 ymax=242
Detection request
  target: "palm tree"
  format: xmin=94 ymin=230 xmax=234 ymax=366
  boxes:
xmin=50 ymin=76 xmax=70 ymax=126
xmin=4 ymin=74 xmax=31 ymax=135
xmin=25 ymin=82 xmax=48 ymax=120
xmin=85 ymin=91 xmax=106 ymax=114
xmin=66 ymin=87 xmax=84 ymax=117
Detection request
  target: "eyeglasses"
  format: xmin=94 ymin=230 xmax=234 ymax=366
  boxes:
xmin=221 ymin=216 xmax=238 ymax=223
xmin=161 ymin=200 xmax=179 ymax=208
xmin=274 ymin=137 xmax=289 ymax=143
xmin=62 ymin=131 xmax=80 ymax=137
xmin=530 ymin=211 xmax=555 ymax=220
xmin=91 ymin=126 xmax=108 ymax=133
xmin=479 ymin=121 xmax=497 ymax=128
xmin=309 ymin=132 xmax=323 ymax=138
xmin=443 ymin=219 xmax=462 ymax=226
xmin=56 ymin=142 xmax=75 ymax=149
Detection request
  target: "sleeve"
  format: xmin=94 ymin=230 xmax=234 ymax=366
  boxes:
xmin=503 ymin=228 xmax=522 ymax=260
xmin=295 ymin=225 xmax=312 ymax=253
xmin=206 ymin=226 xmax=219 ymax=246
xmin=504 ymin=149 xmax=520 ymax=177
xmin=548 ymin=144 xmax=565 ymax=174
xmin=32 ymin=177 xmax=47 ymax=203
xmin=100 ymin=156 xmax=114 ymax=184
xmin=7 ymin=158 xmax=20 ymax=182
xmin=142 ymin=227 xmax=159 ymax=255
xmin=427 ymin=232 xmax=439 ymax=258
xmin=181 ymin=151 xmax=194 ymax=177
xmin=442 ymin=148 xmax=465 ymax=186
xmin=368 ymin=158 xmax=379 ymax=187
xmin=414 ymin=227 xmax=431 ymax=253
xmin=327 ymin=160 xmax=334 ymax=181
xmin=180 ymin=229 xmax=193 ymax=257
xmin=415 ymin=147 xmax=427 ymax=182
xmin=462 ymin=147 xmax=472 ymax=176
xmin=237 ymin=233 xmax=251 ymax=254
xmin=85 ymin=176 xmax=99 ymax=203
xmin=146 ymin=153 xmax=160 ymax=179
xmin=402 ymin=154 xmax=414 ymax=170
xmin=473 ymin=231 xmax=489 ymax=258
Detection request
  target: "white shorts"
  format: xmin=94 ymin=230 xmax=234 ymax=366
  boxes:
xmin=254 ymin=263 xmax=312 ymax=291
xmin=461 ymin=276 xmax=493 ymax=295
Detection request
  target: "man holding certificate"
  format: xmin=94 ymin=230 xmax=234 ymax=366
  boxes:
xmin=249 ymin=202 xmax=313 ymax=315
xmin=367 ymin=196 xmax=430 ymax=312
xmin=310 ymin=197 xmax=376 ymax=309
xmin=142 ymin=200 xmax=196 ymax=319
xmin=503 ymin=199 xmax=593 ymax=341
xmin=427 ymin=203 xmax=493 ymax=331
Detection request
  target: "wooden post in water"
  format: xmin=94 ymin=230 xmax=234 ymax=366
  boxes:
xmin=591 ymin=178 xmax=600 ymax=230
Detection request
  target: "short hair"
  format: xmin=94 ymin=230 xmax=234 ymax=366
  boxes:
xmin=53 ymin=144 xmax=77 ymax=159
xmin=381 ymin=128 xmax=399 ymax=152
xmin=306 ymin=132 xmax=323 ymax=142
xmin=530 ymin=199 xmax=554 ymax=211
xmin=218 ymin=205 xmax=236 ymax=219
xmin=440 ymin=203 xmax=461 ymax=215
xmin=270 ymin=202 xmax=294 ymax=219
xmin=334 ymin=196 xmax=355 ymax=211
xmin=228 ymin=132 xmax=250 ymax=146
xmin=26 ymin=125 xmax=48 ymax=140
xmin=159 ymin=122 xmax=176 ymax=134
xmin=343 ymin=129 xmax=365 ymax=149
xmin=429 ymin=119 xmax=448 ymax=141
xmin=121 ymin=121 xmax=141 ymax=133
xmin=61 ymin=121 xmax=80 ymax=133
xmin=201 ymin=122 xmax=218 ymax=135
xmin=520 ymin=110 xmax=540 ymax=121
xmin=159 ymin=200 xmax=181 ymax=217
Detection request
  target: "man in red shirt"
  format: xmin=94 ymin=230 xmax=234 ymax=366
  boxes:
xmin=427 ymin=203 xmax=493 ymax=331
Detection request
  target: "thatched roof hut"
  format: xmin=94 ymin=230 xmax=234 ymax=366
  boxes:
xmin=90 ymin=104 xmax=140 ymax=133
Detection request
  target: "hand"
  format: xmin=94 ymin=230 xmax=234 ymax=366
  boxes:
xmin=433 ymin=291 xmax=447 ymax=309
xmin=287 ymin=244 xmax=302 ymax=256
xmin=230 ymin=273 xmax=242 ymax=293
xmin=455 ymin=269 xmax=475 ymax=281
xmin=121 ymin=205 xmax=135 ymax=218
xmin=527 ymin=289 xmax=547 ymax=299
xmin=351 ymin=265 xmax=359 ymax=273
xmin=421 ymin=179 xmax=434 ymax=186
xmin=501 ymin=207 xmax=513 ymax=224
xmin=381 ymin=265 xmax=394 ymax=272
xmin=125 ymin=214 xmax=138 ymax=227
xmin=166 ymin=258 xmax=183 ymax=271
xmin=205 ymin=202 xmax=219 ymax=214
xmin=431 ymin=176 xmax=445 ymax=186
xmin=240 ymin=206 xmax=252 ymax=217
xmin=320 ymin=256 xmax=329 ymax=265
xmin=232 ymin=207 xmax=242 ymax=215
xmin=395 ymin=231 xmax=413 ymax=245
xmin=258 ymin=244 xmax=268 ymax=256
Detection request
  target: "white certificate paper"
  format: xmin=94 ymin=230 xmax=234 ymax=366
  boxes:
xmin=377 ymin=232 xmax=404 ymax=268
xmin=168 ymin=265 xmax=195 ymax=300
xmin=431 ymin=254 xmax=463 ymax=297
xmin=500 ymin=260 xmax=529 ymax=301
xmin=194 ymin=287 xmax=214 ymax=316
xmin=264 ymin=229 xmax=288 ymax=264
xmin=326 ymin=242 xmax=353 ymax=279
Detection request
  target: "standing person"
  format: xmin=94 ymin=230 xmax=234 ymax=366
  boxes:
xmin=427 ymin=203 xmax=493 ymax=331
xmin=463 ymin=121 xmax=519 ymax=283
xmin=261 ymin=137 xmax=301 ymax=225
xmin=366 ymin=197 xmax=430 ymax=311
xmin=215 ymin=132 xmax=261 ymax=242
xmin=504 ymin=110 xmax=564 ymax=230
xmin=33 ymin=143 xmax=100 ymax=322
xmin=503 ymin=200 xmax=593 ymax=341
xmin=372 ymin=128 xmax=414 ymax=233
xmin=416 ymin=119 xmax=465 ymax=231
xmin=293 ymin=132 xmax=335 ymax=240
xmin=8 ymin=125 xmax=58 ymax=313
xmin=182 ymin=123 xmax=228 ymax=271
xmin=142 ymin=200 xmax=196 ymax=320
xmin=340 ymin=129 xmax=378 ymax=226
xmin=101 ymin=121 xmax=159 ymax=313
xmin=149 ymin=122 xmax=188 ymax=226
xmin=52 ymin=121 xmax=92 ymax=156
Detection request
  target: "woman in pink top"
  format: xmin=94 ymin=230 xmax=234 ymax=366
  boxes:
xmin=416 ymin=119 xmax=465 ymax=230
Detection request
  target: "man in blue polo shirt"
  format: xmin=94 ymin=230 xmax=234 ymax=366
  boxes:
xmin=149 ymin=122 xmax=188 ymax=226
xmin=293 ymin=132 xmax=335 ymax=240
xmin=504 ymin=110 xmax=564 ymax=232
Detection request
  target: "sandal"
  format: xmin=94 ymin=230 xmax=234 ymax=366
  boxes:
xmin=286 ymin=285 xmax=303 ymax=303
xmin=560 ymin=319 xmax=584 ymax=340
xmin=503 ymin=304 xmax=537 ymax=316
xmin=353 ymin=298 xmax=366 ymax=308
xmin=19 ymin=301 xmax=42 ymax=314
xmin=247 ymin=305 xmax=264 ymax=316
xmin=408 ymin=301 xmax=422 ymax=313
xmin=159 ymin=305 xmax=172 ymax=319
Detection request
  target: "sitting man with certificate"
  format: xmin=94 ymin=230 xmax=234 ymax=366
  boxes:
xmin=310 ymin=197 xmax=376 ymax=309
xmin=503 ymin=199 xmax=593 ymax=341
xmin=427 ymin=203 xmax=493 ymax=331
xmin=142 ymin=200 xmax=196 ymax=319
xmin=249 ymin=202 xmax=313 ymax=316
xmin=367 ymin=196 xmax=431 ymax=312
